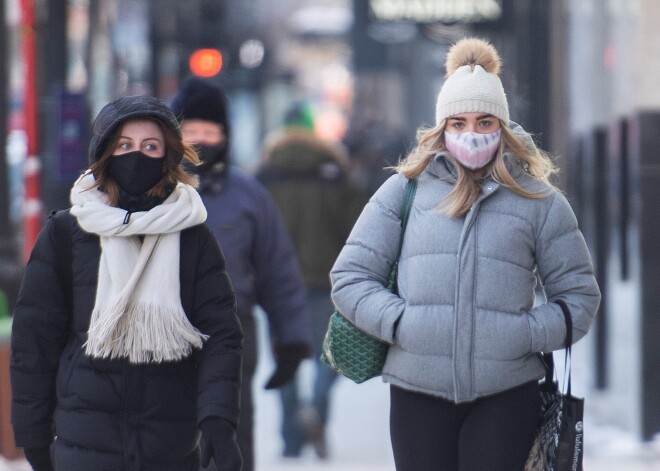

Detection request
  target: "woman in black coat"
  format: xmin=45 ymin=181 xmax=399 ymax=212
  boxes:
xmin=10 ymin=96 xmax=243 ymax=471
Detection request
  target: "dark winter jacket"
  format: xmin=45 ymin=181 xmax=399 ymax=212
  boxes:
xmin=10 ymin=210 xmax=242 ymax=471
xmin=258 ymin=128 xmax=366 ymax=290
xmin=198 ymin=166 xmax=311 ymax=347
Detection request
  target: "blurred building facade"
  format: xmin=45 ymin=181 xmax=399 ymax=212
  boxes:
xmin=556 ymin=0 xmax=660 ymax=441
xmin=0 ymin=0 xmax=659 ymax=445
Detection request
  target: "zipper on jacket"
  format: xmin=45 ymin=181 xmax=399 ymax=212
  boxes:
xmin=452 ymin=204 xmax=477 ymax=401
xmin=451 ymin=181 xmax=498 ymax=401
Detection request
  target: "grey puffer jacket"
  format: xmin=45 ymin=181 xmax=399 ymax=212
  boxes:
xmin=330 ymin=130 xmax=601 ymax=403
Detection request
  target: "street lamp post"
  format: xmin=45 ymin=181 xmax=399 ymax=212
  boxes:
xmin=0 ymin=0 xmax=26 ymax=317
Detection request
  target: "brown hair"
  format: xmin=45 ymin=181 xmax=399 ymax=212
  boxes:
xmin=395 ymin=120 xmax=557 ymax=217
xmin=88 ymin=118 xmax=201 ymax=206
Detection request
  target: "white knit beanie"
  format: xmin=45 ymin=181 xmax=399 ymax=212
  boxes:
xmin=435 ymin=38 xmax=509 ymax=125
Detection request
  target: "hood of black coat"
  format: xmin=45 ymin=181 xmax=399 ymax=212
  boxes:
xmin=88 ymin=95 xmax=181 ymax=165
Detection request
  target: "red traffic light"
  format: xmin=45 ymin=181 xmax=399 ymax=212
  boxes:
xmin=189 ymin=48 xmax=223 ymax=77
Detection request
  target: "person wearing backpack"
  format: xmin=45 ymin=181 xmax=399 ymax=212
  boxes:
xmin=11 ymin=96 xmax=243 ymax=471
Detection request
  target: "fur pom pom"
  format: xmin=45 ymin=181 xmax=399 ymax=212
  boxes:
xmin=445 ymin=38 xmax=501 ymax=76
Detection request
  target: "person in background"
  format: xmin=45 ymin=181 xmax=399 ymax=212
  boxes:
xmin=343 ymin=118 xmax=411 ymax=198
xmin=170 ymin=78 xmax=313 ymax=471
xmin=330 ymin=38 xmax=601 ymax=470
xmin=257 ymin=102 xmax=366 ymax=459
xmin=11 ymin=96 xmax=243 ymax=471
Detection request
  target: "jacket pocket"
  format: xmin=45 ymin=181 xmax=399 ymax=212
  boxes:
xmin=395 ymin=305 xmax=454 ymax=356
xmin=473 ymin=309 xmax=532 ymax=361
xmin=55 ymin=335 xmax=85 ymax=398
xmin=58 ymin=333 xmax=124 ymax=408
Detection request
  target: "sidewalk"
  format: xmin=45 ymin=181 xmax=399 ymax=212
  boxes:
xmin=251 ymin=306 xmax=660 ymax=471
xmin=1 ymin=383 xmax=659 ymax=471
xmin=2 ymin=311 xmax=659 ymax=470
xmin=254 ymin=369 xmax=660 ymax=471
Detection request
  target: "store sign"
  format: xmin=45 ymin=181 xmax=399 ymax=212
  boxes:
xmin=369 ymin=0 xmax=503 ymax=23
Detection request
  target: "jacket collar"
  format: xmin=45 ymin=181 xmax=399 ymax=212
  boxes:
xmin=198 ymin=166 xmax=229 ymax=195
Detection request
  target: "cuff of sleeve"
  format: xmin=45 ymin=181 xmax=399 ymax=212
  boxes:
xmin=198 ymin=405 xmax=238 ymax=429
xmin=13 ymin=428 xmax=54 ymax=449
xmin=528 ymin=304 xmax=568 ymax=353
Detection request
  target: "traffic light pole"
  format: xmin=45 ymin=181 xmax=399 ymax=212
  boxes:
xmin=21 ymin=0 xmax=42 ymax=262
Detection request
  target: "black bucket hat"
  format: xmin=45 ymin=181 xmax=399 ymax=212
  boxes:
xmin=88 ymin=95 xmax=182 ymax=165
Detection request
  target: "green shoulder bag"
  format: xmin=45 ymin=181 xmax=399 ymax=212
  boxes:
xmin=321 ymin=178 xmax=417 ymax=383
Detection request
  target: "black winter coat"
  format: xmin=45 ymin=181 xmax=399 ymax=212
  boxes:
xmin=10 ymin=210 xmax=242 ymax=471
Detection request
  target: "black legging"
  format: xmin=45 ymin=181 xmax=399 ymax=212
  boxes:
xmin=390 ymin=381 xmax=540 ymax=471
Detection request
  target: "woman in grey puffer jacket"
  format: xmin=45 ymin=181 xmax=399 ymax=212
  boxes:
xmin=330 ymin=38 xmax=600 ymax=471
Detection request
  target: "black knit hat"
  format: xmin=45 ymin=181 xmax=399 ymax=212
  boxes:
xmin=169 ymin=77 xmax=230 ymax=133
xmin=88 ymin=95 xmax=181 ymax=164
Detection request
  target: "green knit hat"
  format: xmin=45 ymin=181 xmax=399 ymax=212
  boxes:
xmin=284 ymin=102 xmax=315 ymax=130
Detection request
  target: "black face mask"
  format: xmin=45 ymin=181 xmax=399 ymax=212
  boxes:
xmin=191 ymin=144 xmax=227 ymax=175
xmin=107 ymin=151 xmax=165 ymax=196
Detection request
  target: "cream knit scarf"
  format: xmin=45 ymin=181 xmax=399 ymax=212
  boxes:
xmin=70 ymin=171 xmax=209 ymax=363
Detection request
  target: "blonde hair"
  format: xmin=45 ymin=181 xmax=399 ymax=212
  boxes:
xmin=395 ymin=120 xmax=558 ymax=217
xmin=89 ymin=118 xmax=200 ymax=207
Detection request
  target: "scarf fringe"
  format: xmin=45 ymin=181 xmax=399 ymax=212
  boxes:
xmin=85 ymin=302 xmax=209 ymax=364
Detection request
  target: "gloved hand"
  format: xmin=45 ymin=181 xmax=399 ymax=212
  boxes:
xmin=200 ymin=417 xmax=242 ymax=471
xmin=23 ymin=447 xmax=54 ymax=471
xmin=264 ymin=343 xmax=312 ymax=390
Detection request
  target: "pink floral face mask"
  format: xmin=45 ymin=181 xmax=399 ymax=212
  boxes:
xmin=443 ymin=129 xmax=502 ymax=170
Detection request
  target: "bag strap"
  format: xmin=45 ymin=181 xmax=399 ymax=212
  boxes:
xmin=387 ymin=178 xmax=418 ymax=293
xmin=396 ymin=178 xmax=417 ymax=259
xmin=542 ymin=299 xmax=574 ymax=394
xmin=556 ymin=299 xmax=574 ymax=396
xmin=50 ymin=209 xmax=73 ymax=310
